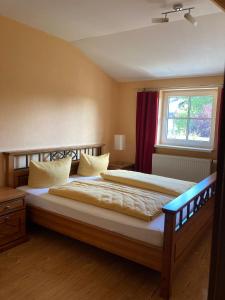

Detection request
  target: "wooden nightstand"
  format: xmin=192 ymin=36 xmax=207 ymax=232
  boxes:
xmin=0 ymin=187 xmax=28 ymax=252
xmin=108 ymin=161 xmax=135 ymax=171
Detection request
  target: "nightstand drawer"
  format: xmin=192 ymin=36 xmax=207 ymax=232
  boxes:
xmin=0 ymin=198 xmax=24 ymax=215
xmin=0 ymin=210 xmax=26 ymax=246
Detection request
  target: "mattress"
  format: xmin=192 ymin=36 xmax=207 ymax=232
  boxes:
xmin=17 ymin=175 xmax=165 ymax=247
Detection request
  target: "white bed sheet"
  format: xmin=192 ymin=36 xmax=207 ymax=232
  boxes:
xmin=17 ymin=175 xmax=165 ymax=247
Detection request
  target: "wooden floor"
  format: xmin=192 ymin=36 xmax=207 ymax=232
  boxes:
xmin=0 ymin=225 xmax=212 ymax=300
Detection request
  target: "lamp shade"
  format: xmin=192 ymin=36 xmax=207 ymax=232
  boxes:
xmin=114 ymin=134 xmax=125 ymax=150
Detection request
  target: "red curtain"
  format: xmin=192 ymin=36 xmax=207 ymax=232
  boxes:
xmin=135 ymin=91 xmax=159 ymax=173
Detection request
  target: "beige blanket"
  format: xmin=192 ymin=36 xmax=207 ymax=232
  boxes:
xmin=49 ymin=180 xmax=173 ymax=221
xmin=100 ymin=170 xmax=195 ymax=197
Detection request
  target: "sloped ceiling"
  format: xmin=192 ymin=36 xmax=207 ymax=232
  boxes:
xmin=0 ymin=0 xmax=224 ymax=81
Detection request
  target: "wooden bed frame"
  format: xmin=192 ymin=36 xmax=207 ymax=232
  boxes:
xmin=4 ymin=144 xmax=216 ymax=299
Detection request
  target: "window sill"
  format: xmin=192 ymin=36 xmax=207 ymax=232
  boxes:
xmin=155 ymin=144 xmax=216 ymax=159
xmin=155 ymin=144 xmax=213 ymax=152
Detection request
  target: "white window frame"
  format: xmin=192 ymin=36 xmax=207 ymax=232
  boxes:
xmin=158 ymin=88 xmax=218 ymax=150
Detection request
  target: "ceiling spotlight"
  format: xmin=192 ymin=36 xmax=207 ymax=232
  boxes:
xmin=152 ymin=17 xmax=169 ymax=23
xmin=184 ymin=12 xmax=198 ymax=27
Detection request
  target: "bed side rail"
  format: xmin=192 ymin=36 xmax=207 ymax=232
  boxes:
xmin=162 ymin=172 xmax=216 ymax=231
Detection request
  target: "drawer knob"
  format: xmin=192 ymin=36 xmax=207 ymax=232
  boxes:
xmin=5 ymin=205 xmax=11 ymax=210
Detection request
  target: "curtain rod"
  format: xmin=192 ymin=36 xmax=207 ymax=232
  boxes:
xmin=136 ymin=84 xmax=223 ymax=92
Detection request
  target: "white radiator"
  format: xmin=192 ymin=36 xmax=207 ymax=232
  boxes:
xmin=152 ymin=154 xmax=212 ymax=182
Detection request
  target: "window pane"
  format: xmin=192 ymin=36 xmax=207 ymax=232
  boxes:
xmin=188 ymin=119 xmax=211 ymax=142
xmin=168 ymin=96 xmax=189 ymax=118
xmin=190 ymin=96 xmax=213 ymax=118
xmin=167 ymin=119 xmax=187 ymax=140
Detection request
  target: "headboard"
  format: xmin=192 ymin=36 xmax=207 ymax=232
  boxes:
xmin=4 ymin=144 xmax=104 ymax=188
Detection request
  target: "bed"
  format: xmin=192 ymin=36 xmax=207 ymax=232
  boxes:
xmin=4 ymin=144 xmax=216 ymax=299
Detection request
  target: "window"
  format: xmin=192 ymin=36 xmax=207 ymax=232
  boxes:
xmin=158 ymin=88 xmax=218 ymax=149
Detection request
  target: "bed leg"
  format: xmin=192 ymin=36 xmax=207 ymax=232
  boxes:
xmin=160 ymin=212 xmax=176 ymax=299
xmin=160 ymin=269 xmax=172 ymax=299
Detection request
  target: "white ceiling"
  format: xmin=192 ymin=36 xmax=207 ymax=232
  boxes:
xmin=0 ymin=0 xmax=224 ymax=81
xmin=76 ymin=13 xmax=225 ymax=81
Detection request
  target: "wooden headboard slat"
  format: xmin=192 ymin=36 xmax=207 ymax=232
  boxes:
xmin=4 ymin=144 xmax=104 ymax=188
xmin=3 ymin=143 xmax=104 ymax=156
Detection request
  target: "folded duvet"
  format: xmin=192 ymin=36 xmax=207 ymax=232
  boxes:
xmin=49 ymin=180 xmax=173 ymax=221
xmin=100 ymin=170 xmax=195 ymax=197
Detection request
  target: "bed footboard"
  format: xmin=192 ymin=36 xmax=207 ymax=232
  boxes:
xmin=160 ymin=173 xmax=216 ymax=299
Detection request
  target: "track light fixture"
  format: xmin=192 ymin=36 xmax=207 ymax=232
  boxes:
xmin=152 ymin=3 xmax=198 ymax=26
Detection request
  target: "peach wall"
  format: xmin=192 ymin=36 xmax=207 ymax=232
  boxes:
xmin=0 ymin=16 xmax=119 ymax=186
xmin=115 ymin=76 xmax=224 ymax=163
